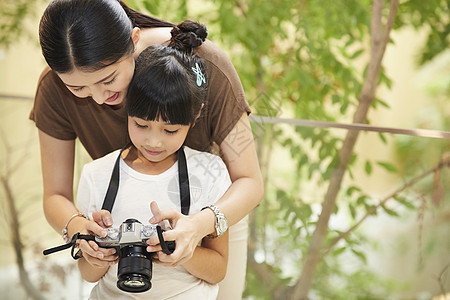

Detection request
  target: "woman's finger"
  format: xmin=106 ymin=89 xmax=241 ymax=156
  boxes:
xmin=149 ymin=201 xmax=180 ymax=225
xmin=153 ymin=250 xmax=190 ymax=267
xmin=146 ymin=244 xmax=162 ymax=253
xmin=147 ymin=226 xmax=198 ymax=266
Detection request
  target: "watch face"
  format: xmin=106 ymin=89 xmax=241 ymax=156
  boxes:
xmin=218 ymin=217 xmax=228 ymax=233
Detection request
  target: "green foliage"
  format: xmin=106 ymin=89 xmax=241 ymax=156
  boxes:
xmin=0 ymin=0 xmax=43 ymax=48
xmin=132 ymin=0 xmax=448 ymax=298
xmin=395 ymin=0 xmax=449 ymax=65
xmin=128 ymin=0 xmax=189 ymax=23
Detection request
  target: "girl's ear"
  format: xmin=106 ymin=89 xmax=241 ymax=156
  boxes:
xmin=131 ymin=27 xmax=141 ymax=49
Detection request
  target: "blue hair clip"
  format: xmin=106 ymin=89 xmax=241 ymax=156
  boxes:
xmin=192 ymin=63 xmax=206 ymax=86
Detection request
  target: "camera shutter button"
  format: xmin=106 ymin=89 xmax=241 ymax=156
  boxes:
xmin=142 ymin=226 xmax=155 ymax=238
xmin=107 ymin=228 xmax=120 ymax=240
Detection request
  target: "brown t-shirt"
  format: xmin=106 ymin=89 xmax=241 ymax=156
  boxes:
xmin=30 ymin=40 xmax=251 ymax=159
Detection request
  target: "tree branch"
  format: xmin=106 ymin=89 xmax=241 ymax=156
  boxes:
xmin=0 ymin=136 xmax=45 ymax=300
xmin=322 ymin=156 xmax=449 ymax=255
xmin=1 ymin=176 xmax=45 ymax=300
xmin=290 ymin=1 xmax=399 ymax=298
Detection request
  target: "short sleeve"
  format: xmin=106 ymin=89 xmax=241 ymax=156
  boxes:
xmin=186 ymin=40 xmax=251 ymax=151
xmin=29 ymin=68 xmax=77 ymax=140
xmin=206 ymin=61 xmax=251 ymax=145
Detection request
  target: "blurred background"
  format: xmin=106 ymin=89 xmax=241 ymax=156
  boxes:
xmin=0 ymin=0 xmax=449 ymax=299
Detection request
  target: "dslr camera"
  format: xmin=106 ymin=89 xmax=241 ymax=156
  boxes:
xmin=96 ymin=218 xmax=175 ymax=293
xmin=43 ymin=218 xmax=175 ymax=293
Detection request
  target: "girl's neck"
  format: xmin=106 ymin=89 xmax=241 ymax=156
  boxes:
xmin=121 ymin=146 xmax=177 ymax=175
xmin=134 ymin=27 xmax=172 ymax=58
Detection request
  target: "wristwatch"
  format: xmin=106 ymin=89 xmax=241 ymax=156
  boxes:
xmin=202 ymin=205 xmax=228 ymax=238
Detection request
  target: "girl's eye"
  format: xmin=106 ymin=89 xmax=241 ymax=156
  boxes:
xmin=104 ymin=77 xmax=116 ymax=85
xmin=165 ymin=129 xmax=178 ymax=135
xmin=134 ymin=121 xmax=147 ymax=128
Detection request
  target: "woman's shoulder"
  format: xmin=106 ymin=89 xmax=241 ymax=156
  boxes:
xmin=37 ymin=67 xmax=66 ymax=90
xmin=196 ymin=39 xmax=236 ymax=76
xmin=35 ymin=67 xmax=77 ymax=105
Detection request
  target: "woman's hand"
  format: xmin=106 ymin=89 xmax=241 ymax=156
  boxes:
xmin=146 ymin=201 xmax=213 ymax=267
xmin=75 ymin=210 xmax=118 ymax=267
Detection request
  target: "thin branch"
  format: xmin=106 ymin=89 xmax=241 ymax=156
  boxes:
xmin=438 ymin=264 xmax=449 ymax=295
xmin=1 ymin=176 xmax=45 ymax=300
xmin=235 ymin=0 xmax=247 ymax=18
xmin=322 ymin=157 xmax=448 ymax=255
xmin=247 ymin=255 xmax=294 ymax=299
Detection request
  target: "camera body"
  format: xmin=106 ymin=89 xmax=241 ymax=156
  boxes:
xmin=97 ymin=218 xmax=175 ymax=293
xmin=95 ymin=218 xmax=159 ymax=248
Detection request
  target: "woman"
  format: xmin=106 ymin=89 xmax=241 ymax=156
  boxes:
xmin=32 ymin=0 xmax=263 ymax=298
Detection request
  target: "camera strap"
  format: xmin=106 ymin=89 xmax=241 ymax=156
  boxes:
xmin=101 ymin=146 xmax=191 ymax=215
xmin=177 ymin=146 xmax=191 ymax=215
xmin=43 ymin=232 xmax=95 ymax=259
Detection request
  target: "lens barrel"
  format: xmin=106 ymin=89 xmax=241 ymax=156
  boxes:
xmin=117 ymin=245 xmax=152 ymax=293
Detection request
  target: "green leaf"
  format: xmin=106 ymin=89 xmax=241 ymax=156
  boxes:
xmin=346 ymin=186 xmax=362 ymax=196
xmin=351 ymin=249 xmax=368 ymax=264
xmin=364 ymin=160 xmax=372 ymax=175
xmin=373 ymin=97 xmax=391 ymax=109
xmin=356 ymin=195 xmax=369 ymax=206
xmin=381 ymin=204 xmax=400 ymax=217
xmin=376 ymin=161 xmax=398 ymax=173
xmin=349 ymin=203 xmax=356 ymax=219
xmin=378 ymin=132 xmax=388 ymax=144
xmin=393 ymin=196 xmax=416 ymax=209
xmin=331 ymin=94 xmax=340 ymax=104
xmin=333 ymin=247 xmax=347 ymax=256
xmin=349 ymin=49 xmax=364 ymax=59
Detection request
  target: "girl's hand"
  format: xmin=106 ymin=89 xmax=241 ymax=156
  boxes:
xmin=91 ymin=210 xmax=114 ymax=229
xmin=75 ymin=210 xmax=118 ymax=267
xmin=77 ymin=239 xmax=118 ymax=268
xmin=146 ymin=201 xmax=206 ymax=267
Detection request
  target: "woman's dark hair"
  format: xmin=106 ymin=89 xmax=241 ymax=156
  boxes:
xmin=126 ymin=20 xmax=208 ymax=126
xmin=39 ymin=0 xmax=173 ymax=73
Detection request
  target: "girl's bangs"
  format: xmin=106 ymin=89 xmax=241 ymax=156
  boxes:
xmin=128 ymin=80 xmax=194 ymax=125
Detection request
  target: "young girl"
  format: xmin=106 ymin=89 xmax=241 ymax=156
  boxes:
xmin=76 ymin=21 xmax=229 ymax=299
xmin=33 ymin=0 xmax=263 ymax=298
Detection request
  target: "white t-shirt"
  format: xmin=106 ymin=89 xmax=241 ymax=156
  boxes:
xmin=76 ymin=146 xmax=231 ymax=299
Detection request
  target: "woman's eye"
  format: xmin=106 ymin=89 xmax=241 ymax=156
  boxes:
xmin=72 ymin=87 xmax=84 ymax=92
xmin=104 ymin=77 xmax=116 ymax=85
xmin=165 ymin=129 xmax=178 ymax=135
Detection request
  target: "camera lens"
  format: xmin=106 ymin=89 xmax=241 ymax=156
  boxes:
xmin=117 ymin=245 xmax=152 ymax=293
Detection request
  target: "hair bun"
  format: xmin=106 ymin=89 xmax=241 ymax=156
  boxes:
xmin=169 ymin=20 xmax=208 ymax=53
